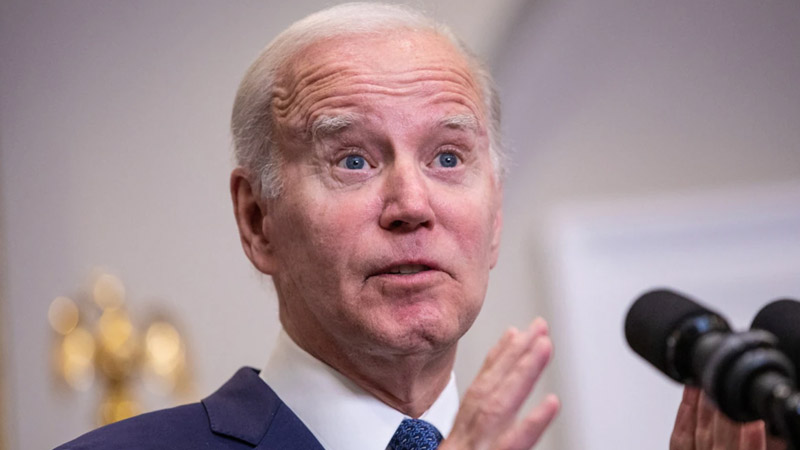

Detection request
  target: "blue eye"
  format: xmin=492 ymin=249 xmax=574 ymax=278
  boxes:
xmin=436 ymin=152 xmax=460 ymax=168
xmin=340 ymin=155 xmax=368 ymax=170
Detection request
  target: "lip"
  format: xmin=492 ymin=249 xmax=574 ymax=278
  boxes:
xmin=366 ymin=259 xmax=447 ymax=280
xmin=364 ymin=259 xmax=452 ymax=297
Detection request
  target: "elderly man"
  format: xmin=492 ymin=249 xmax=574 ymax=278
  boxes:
xmin=56 ymin=3 xmax=783 ymax=450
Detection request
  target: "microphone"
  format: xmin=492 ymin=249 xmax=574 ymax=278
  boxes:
xmin=752 ymin=299 xmax=800 ymax=379
xmin=625 ymin=289 xmax=731 ymax=384
xmin=625 ymin=289 xmax=796 ymax=423
xmin=751 ymin=299 xmax=800 ymax=444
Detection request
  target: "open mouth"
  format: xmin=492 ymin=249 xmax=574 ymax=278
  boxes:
xmin=384 ymin=264 xmax=431 ymax=275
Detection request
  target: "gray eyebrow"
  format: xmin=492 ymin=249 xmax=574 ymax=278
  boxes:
xmin=438 ymin=114 xmax=479 ymax=131
xmin=310 ymin=114 xmax=357 ymax=140
xmin=310 ymin=113 xmax=478 ymax=140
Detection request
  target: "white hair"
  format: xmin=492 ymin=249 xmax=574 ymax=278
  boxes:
xmin=231 ymin=2 xmax=506 ymax=198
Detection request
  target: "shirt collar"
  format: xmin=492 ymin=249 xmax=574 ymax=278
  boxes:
xmin=260 ymin=329 xmax=459 ymax=450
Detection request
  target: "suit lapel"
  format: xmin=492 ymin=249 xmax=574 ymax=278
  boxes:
xmin=202 ymin=367 xmax=325 ymax=449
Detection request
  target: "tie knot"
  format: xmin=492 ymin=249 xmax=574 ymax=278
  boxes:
xmin=388 ymin=418 xmax=443 ymax=450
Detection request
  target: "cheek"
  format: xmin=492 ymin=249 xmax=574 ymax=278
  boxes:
xmin=442 ymin=198 xmax=497 ymax=264
xmin=276 ymin=192 xmax=374 ymax=275
xmin=270 ymin=202 xmax=356 ymax=325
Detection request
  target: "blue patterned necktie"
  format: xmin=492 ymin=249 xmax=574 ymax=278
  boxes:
xmin=388 ymin=418 xmax=444 ymax=450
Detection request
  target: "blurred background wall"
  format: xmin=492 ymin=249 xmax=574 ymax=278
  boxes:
xmin=1 ymin=1 xmax=798 ymax=449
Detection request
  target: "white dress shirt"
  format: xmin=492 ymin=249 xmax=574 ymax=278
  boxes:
xmin=260 ymin=329 xmax=459 ymax=450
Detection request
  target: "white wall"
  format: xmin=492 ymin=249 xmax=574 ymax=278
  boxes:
xmin=483 ymin=1 xmax=800 ymax=448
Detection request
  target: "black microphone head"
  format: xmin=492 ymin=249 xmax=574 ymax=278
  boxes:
xmin=625 ymin=289 xmax=729 ymax=380
xmin=751 ymin=298 xmax=800 ymax=368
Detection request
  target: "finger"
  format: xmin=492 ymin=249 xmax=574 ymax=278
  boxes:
xmin=482 ymin=326 xmax=534 ymax=376
xmin=470 ymin=321 xmax=549 ymax=398
xmin=468 ymin=328 xmax=523 ymax=402
xmin=740 ymin=421 xmax=766 ymax=450
xmin=496 ymin=394 xmax=560 ymax=450
xmin=670 ymin=387 xmax=700 ymax=450
xmin=483 ymin=327 xmax=518 ymax=368
xmin=447 ymin=320 xmax=553 ymax=448
xmin=528 ymin=317 xmax=549 ymax=339
xmin=459 ymin=331 xmax=553 ymax=434
xmin=710 ymin=410 xmax=740 ymax=450
xmin=493 ymin=335 xmax=554 ymax=420
xmin=696 ymin=393 xmax=716 ymax=450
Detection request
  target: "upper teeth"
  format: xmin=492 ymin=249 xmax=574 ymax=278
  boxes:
xmin=388 ymin=264 xmax=428 ymax=274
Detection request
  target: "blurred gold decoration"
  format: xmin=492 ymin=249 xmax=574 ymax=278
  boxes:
xmin=49 ymin=271 xmax=192 ymax=426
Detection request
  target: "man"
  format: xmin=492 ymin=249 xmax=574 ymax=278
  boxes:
xmin=56 ymin=3 xmax=783 ymax=449
xmin=57 ymin=4 xmax=558 ymax=449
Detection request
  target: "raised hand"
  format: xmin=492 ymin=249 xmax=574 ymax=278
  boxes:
xmin=670 ymin=386 xmax=787 ymax=450
xmin=440 ymin=318 xmax=559 ymax=450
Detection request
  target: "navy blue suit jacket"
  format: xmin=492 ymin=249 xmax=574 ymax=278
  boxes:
xmin=55 ymin=367 xmax=325 ymax=449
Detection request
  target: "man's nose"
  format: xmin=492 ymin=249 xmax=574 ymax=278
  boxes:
xmin=378 ymin=162 xmax=434 ymax=231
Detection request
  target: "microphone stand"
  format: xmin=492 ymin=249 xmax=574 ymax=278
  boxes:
xmin=782 ymin=393 xmax=800 ymax=450
xmin=751 ymin=374 xmax=800 ymax=450
xmin=684 ymin=329 xmax=800 ymax=448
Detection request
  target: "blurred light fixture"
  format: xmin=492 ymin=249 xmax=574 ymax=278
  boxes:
xmin=48 ymin=271 xmax=192 ymax=426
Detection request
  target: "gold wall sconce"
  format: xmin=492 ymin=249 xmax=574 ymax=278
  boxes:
xmin=48 ymin=271 xmax=192 ymax=426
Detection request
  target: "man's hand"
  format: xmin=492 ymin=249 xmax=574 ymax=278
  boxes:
xmin=440 ymin=318 xmax=559 ymax=450
xmin=670 ymin=387 xmax=787 ymax=450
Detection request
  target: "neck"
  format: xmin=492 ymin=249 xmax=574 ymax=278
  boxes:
xmin=282 ymin=319 xmax=456 ymax=417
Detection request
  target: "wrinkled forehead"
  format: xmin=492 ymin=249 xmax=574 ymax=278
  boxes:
xmin=271 ymin=30 xmax=486 ymax=135
xmin=286 ymin=29 xmax=473 ymax=73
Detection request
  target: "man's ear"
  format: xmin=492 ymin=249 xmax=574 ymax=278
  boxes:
xmin=230 ymin=168 xmax=278 ymax=275
xmin=489 ymin=196 xmax=503 ymax=270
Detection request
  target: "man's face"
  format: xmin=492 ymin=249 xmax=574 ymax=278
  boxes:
xmin=261 ymin=30 xmax=502 ymax=358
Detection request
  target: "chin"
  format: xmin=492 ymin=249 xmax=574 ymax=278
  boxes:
xmin=340 ymin=288 xmax=484 ymax=356
xmin=363 ymin=309 xmax=474 ymax=356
